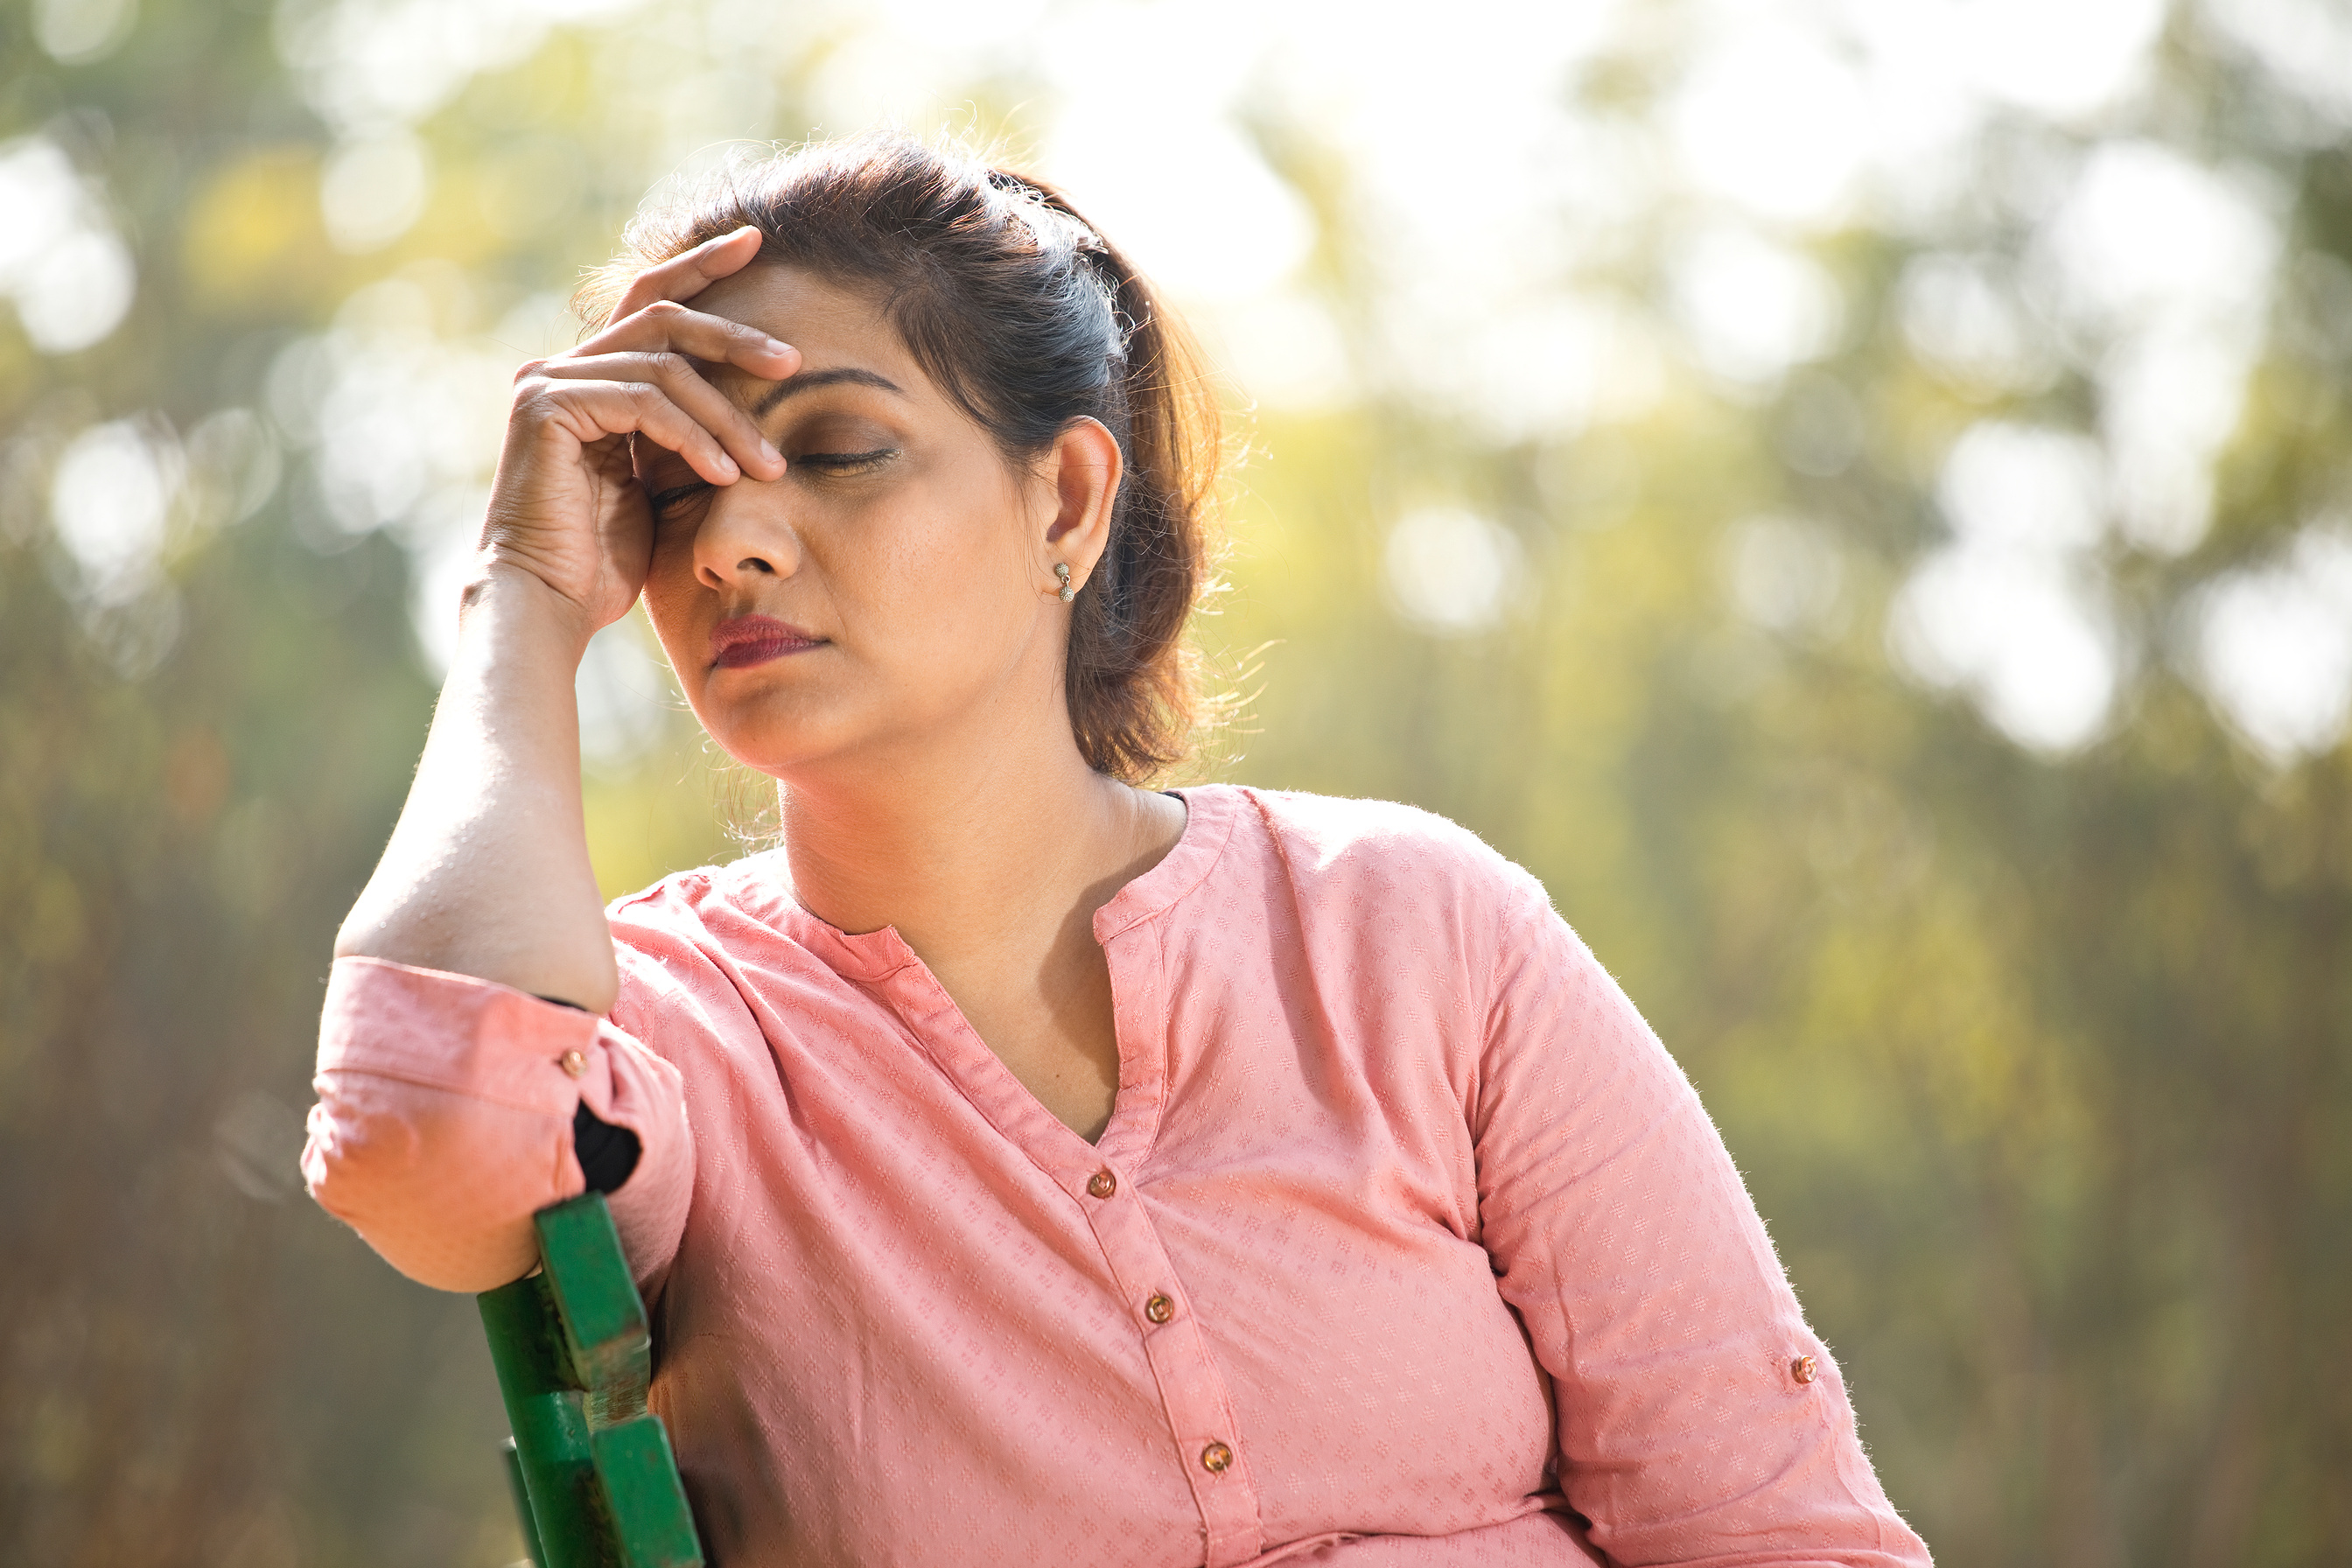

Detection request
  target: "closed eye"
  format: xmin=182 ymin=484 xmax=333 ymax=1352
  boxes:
xmin=794 ymin=447 xmax=898 ymax=472
xmin=648 ymin=448 xmax=894 ymax=516
xmin=648 ymin=480 xmax=712 ymax=517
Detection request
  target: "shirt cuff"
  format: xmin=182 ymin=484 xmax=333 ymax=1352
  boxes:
xmin=304 ymin=955 xmax=685 ymax=1292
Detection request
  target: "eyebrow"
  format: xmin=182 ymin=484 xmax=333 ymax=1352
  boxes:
xmin=751 ymin=366 xmax=906 ymax=419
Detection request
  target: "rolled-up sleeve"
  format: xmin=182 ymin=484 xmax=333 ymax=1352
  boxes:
xmin=1473 ymin=878 xmax=1930 ymax=1567
xmin=303 ymin=956 xmax=693 ymax=1294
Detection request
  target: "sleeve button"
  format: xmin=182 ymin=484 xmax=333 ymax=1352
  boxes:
xmin=1144 ymin=1292 xmax=1174 ymax=1324
xmin=1790 ymin=1354 xmax=1817 ymax=1384
xmin=558 ymin=1049 xmax=587 ymax=1079
xmin=1200 ymin=1441 xmax=1233 ymax=1474
xmin=1086 ymin=1169 xmax=1117 ymax=1199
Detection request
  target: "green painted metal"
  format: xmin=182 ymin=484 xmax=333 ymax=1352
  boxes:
xmin=477 ymin=1194 xmax=704 ymax=1568
xmin=592 ymin=1418 xmax=705 ymax=1568
xmin=536 ymin=1196 xmax=653 ymax=1418
xmin=479 ymin=1265 xmax=604 ymax=1568
xmin=500 ymin=1438 xmax=549 ymax=1568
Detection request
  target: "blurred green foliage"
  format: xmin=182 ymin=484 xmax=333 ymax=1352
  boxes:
xmin=3 ymin=1 xmax=2348 ymax=1564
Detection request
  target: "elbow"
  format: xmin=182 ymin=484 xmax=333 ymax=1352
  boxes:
xmin=331 ymin=907 xmax=621 ymax=1018
xmin=332 ymin=877 xmax=436 ymax=967
xmin=303 ymin=1075 xmax=581 ymax=1293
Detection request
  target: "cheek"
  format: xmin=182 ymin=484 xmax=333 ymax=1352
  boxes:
xmin=640 ymin=556 xmax=711 ymax=697
xmin=848 ymin=484 xmax=1037 ymax=648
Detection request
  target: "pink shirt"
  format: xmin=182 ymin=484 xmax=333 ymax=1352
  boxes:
xmin=304 ymin=785 xmax=1928 ymax=1568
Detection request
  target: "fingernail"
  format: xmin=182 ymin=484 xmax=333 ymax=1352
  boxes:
xmin=760 ymin=439 xmax=781 ymax=466
xmin=717 ymin=454 xmax=740 ymax=479
xmin=765 ymin=337 xmax=792 ymax=358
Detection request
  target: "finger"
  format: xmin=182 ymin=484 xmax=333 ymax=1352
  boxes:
xmin=539 ymin=351 xmax=784 ymax=480
xmin=614 ymin=226 xmax=766 ymax=320
xmin=530 ymin=379 xmax=745 ymax=487
xmin=571 ymin=299 xmax=800 ymax=382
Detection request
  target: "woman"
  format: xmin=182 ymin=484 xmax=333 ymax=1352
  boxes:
xmin=305 ymin=135 xmax=1931 ymax=1567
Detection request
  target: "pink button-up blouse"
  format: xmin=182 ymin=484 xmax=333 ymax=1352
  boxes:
xmin=304 ymin=785 xmax=1929 ymax=1568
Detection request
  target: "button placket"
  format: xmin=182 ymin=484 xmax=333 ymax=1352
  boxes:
xmin=1070 ymin=1167 xmax=1260 ymax=1566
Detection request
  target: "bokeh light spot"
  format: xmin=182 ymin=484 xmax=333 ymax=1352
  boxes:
xmin=1384 ymin=508 xmax=1522 ymax=636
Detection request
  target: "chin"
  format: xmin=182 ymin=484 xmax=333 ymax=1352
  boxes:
xmin=705 ymin=724 xmax=831 ymax=780
xmin=701 ymin=699 xmax=872 ymax=780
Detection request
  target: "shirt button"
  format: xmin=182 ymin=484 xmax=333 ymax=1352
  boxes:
xmin=1200 ymin=1441 xmax=1233 ymax=1474
xmin=1144 ymin=1292 xmax=1174 ymax=1324
xmin=1086 ymin=1169 xmax=1117 ymax=1200
xmin=1790 ymin=1354 xmax=1818 ymax=1384
xmin=558 ymin=1049 xmax=587 ymax=1079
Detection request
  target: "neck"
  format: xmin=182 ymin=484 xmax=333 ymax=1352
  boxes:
xmin=773 ymin=714 xmax=1174 ymax=967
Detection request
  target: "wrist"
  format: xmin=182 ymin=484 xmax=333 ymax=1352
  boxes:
xmin=457 ymin=559 xmax=602 ymax=659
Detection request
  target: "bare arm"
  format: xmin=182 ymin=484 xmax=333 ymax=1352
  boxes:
xmin=335 ymin=569 xmax=620 ymax=1005
xmin=334 ymin=228 xmax=798 ymax=1012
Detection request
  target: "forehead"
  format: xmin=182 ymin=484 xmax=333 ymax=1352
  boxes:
xmin=690 ymin=262 xmax=921 ymax=389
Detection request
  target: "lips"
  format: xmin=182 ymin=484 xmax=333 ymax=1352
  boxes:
xmin=709 ymin=614 xmax=824 ymax=669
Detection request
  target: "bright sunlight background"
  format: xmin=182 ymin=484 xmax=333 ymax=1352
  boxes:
xmin=4 ymin=1 xmax=2351 ymax=1563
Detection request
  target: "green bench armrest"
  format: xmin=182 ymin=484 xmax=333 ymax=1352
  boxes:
xmin=478 ymin=1194 xmax=704 ymax=1568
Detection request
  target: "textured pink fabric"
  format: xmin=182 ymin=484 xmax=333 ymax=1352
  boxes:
xmin=305 ymin=786 xmax=1930 ymax=1568
xmin=304 ymin=956 xmax=693 ymax=1292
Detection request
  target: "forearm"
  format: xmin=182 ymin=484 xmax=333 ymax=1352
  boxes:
xmin=335 ymin=564 xmax=620 ymax=1012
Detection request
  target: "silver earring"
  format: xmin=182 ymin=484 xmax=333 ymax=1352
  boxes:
xmin=1054 ymin=563 xmax=1074 ymax=603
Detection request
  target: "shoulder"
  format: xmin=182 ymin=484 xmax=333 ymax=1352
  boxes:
xmin=606 ymin=850 xmax=789 ymax=935
xmin=600 ymin=852 xmax=805 ymax=1001
xmin=1215 ymin=785 xmax=1551 ymax=926
xmin=1227 ymin=786 xmax=1536 ymax=887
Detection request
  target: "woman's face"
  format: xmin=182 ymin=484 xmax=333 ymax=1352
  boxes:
xmin=635 ymin=264 xmax=1088 ymax=781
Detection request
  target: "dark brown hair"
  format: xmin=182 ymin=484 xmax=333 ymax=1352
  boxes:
xmin=578 ymin=133 xmax=1222 ymax=783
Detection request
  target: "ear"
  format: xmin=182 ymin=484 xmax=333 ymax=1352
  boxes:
xmin=1038 ymin=416 xmax=1123 ymax=589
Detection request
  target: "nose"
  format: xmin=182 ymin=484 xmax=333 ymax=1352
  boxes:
xmin=692 ymin=480 xmax=800 ymax=593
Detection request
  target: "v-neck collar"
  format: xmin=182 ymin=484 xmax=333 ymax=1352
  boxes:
xmin=727 ymin=785 xmax=1242 ymax=1177
xmin=1093 ymin=785 xmax=1236 ymax=944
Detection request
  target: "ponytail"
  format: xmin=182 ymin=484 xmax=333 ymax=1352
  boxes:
xmin=1022 ymin=182 xmax=1222 ymax=781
